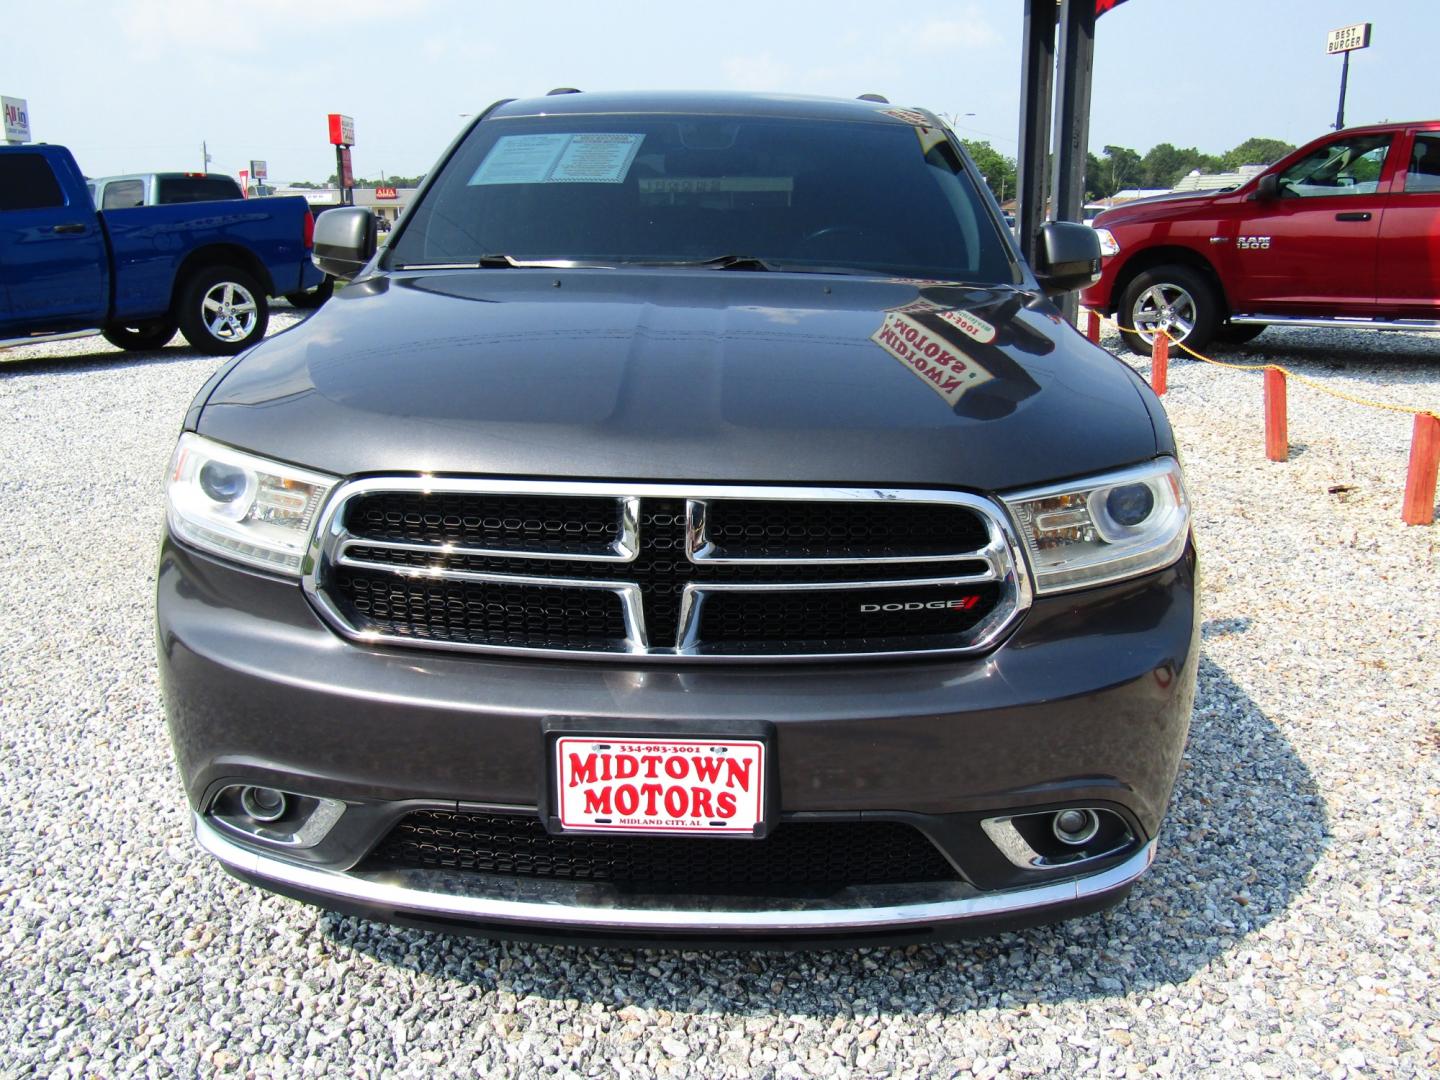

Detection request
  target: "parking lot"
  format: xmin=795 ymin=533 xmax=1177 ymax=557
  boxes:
xmin=2 ymin=317 xmax=1437 ymax=1077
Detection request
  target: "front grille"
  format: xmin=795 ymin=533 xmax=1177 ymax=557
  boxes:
xmin=363 ymin=809 xmax=959 ymax=892
xmin=309 ymin=481 xmax=1026 ymax=659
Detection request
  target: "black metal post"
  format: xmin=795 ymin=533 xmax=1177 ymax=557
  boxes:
xmin=1016 ymin=0 xmax=1057 ymax=269
xmin=1050 ymin=0 xmax=1096 ymax=324
xmin=1334 ymin=49 xmax=1350 ymax=130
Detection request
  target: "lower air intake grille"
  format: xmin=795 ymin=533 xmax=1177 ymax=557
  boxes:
xmin=362 ymin=809 xmax=960 ymax=891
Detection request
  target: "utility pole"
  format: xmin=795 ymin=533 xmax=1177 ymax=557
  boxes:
xmin=202 ymin=140 xmax=211 ymax=173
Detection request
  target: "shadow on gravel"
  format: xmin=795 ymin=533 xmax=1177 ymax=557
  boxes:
xmin=320 ymin=652 xmax=1328 ymax=1014
xmin=0 ymin=343 xmax=213 ymax=377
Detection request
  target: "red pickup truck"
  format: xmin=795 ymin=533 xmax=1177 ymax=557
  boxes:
xmin=1083 ymin=121 xmax=1440 ymax=355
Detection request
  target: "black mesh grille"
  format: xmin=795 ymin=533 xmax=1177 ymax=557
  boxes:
xmin=704 ymin=499 xmax=989 ymax=559
xmin=363 ymin=809 xmax=959 ymax=891
xmin=321 ymin=489 xmax=1004 ymax=654
xmin=332 ymin=571 xmax=625 ymax=651
xmin=701 ymin=582 xmax=1003 ymax=646
xmin=345 ymin=492 xmax=622 ymax=555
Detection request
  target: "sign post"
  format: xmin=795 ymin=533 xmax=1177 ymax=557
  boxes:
xmin=327 ymin=114 xmax=356 ymax=205
xmin=1326 ymin=22 xmax=1372 ymax=131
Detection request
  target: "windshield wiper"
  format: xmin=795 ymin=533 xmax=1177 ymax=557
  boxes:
xmin=394 ymin=255 xmax=619 ymax=270
xmin=639 ymin=255 xmax=882 ymax=275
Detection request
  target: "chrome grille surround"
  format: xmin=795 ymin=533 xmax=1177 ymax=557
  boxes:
xmin=303 ymin=479 xmax=1033 ymax=662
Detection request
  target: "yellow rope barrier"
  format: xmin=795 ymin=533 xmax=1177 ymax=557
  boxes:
xmin=1100 ymin=315 xmax=1439 ymax=421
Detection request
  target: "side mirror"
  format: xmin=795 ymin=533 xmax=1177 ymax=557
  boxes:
xmin=1254 ymin=173 xmax=1280 ymax=201
xmin=312 ymin=207 xmax=376 ymax=278
xmin=1033 ymin=221 xmax=1102 ymax=296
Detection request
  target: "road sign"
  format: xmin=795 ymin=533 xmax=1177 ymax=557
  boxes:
xmin=1326 ymin=23 xmax=1371 ymax=54
xmin=3 ymin=96 xmax=31 ymax=143
xmin=327 ymin=113 xmax=355 ymax=146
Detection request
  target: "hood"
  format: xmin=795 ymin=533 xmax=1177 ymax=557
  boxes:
xmin=1095 ymin=188 xmax=1230 ymax=227
xmin=198 ymin=269 xmax=1159 ymax=491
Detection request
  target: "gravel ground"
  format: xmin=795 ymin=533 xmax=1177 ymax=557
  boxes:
xmin=1 ymin=317 xmax=1437 ymax=1078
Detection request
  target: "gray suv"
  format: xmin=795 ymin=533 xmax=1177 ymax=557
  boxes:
xmin=157 ymin=91 xmax=1198 ymax=945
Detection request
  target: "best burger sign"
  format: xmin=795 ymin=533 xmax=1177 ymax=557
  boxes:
xmin=554 ymin=737 xmax=767 ymax=835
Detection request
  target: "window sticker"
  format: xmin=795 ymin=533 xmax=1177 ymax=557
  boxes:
xmin=469 ymin=133 xmax=644 ymax=186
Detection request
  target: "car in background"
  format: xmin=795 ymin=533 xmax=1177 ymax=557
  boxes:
xmin=2 ymin=145 xmax=325 ymax=354
xmin=88 ymin=172 xmax=244 ymax=209
xmin=1084 ymin=120 xmax=1440 ymax=355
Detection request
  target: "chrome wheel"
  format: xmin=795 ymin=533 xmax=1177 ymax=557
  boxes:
xmin=201 ymin=280 xmax=260 ymax=343
xmin=1130 ymin=283 xmax=1196 ymax=345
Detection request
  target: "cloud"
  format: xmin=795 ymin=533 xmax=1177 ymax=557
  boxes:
xmin=722 ymin=53 xmax=794 ymax=92
xmin=120 ymin=0 xmax=429 ymax=57
xmin=896 ymin=10 xmax=1001 ymax=53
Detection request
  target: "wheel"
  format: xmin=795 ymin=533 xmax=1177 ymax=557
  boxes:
xmin=177 ymin=265 xmax=269 ymax=356
xmin=284 ymin=276 xmax=335 ymax=310
xmin=1214 ymin=322 xmax=1266 ymax=346
xmin=1117 ymin=265 xmax=1219 ymax=357
xmin=102 ymin=317 xmax=177 ymax=351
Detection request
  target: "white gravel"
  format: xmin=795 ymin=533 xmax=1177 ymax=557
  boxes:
xmin=1 ymin=318 xmax=1437 ymax=1078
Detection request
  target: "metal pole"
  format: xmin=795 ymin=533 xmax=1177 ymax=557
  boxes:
xmin=1050 ymin=0 xmax=1096 ymax=324
xmin=1334 ymin=50 xmax=1350 ymax=130
xmin=1016 ymin=0 xmax=1056 ymax=269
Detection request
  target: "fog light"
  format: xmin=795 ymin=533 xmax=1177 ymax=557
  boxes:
xmin=1053 ymin=808 xmax=1100 ymax=846
xmin=240 ymin=786 xmax=288 ymax=822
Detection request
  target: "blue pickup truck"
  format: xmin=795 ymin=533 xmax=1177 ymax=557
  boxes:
xmin=1 ymin=144 xmax=326 ymax=355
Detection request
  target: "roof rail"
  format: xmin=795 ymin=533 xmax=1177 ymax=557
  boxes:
xmin=546 ymin=87 xmax=582 ymax=96
xmin=857 ymin=93 xmax=889 ymax=103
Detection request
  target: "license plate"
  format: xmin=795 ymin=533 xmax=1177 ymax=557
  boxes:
xmin=553 ymin=736 xmax=766 ymax=835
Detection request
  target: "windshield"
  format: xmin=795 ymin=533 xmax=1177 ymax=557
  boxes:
xmin=389 ymin=113 xmax=1018 ymax=284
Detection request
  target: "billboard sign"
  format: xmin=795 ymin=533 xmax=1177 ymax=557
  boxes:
xmin=338 ymin=146 xmax=354 ymax=189
xmin=249 ymin=159 xmax=267 ymax=179
xmin=1326 ymin=23 xmax=1371 ymax=54
xmin=374 ymin=186 xmax=398 ymax=199
xmin=3 ymin=96 xmax=31 ymax=143
xmin=327 ymin=113 xmax=355 ymax=146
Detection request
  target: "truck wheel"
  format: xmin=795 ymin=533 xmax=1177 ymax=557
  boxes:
xmin=177 ymin=266 xmax=270 ymax=355
xmin=284 ymin=276 xmax=335 ymax=310
xmin=102 ymin=318 xmax=177 ymax=352
xmin=1215 ymin=323 xmax=1266 ymax=346
xmin=1118 ymin=266 xmax=1219 ymax=357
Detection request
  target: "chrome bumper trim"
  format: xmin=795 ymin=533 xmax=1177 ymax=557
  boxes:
xmin=196 ymin=814 xmax=1155 ymax=933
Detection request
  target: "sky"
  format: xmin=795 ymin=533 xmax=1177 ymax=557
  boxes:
xmin=4 ymin=0 xmax=1432 ymax=184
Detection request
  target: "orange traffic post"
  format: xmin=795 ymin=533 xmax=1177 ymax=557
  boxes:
xmin=1151 ymin=333 xmax=1168 ymax=395
xmin=1264 ymin=367 xmax=1288 ymax=462
xmin=1401 ymin=413 xmax=1440 ymax=525
xmin=1085 ymin=309 xmax=1101 ymax=344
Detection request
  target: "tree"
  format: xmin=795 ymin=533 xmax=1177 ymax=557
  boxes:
xmin=1141 ymin=143 xmax=1223 ymax=188
xmin=1221 ymin=138 xmax=1295 ymax=170
xmin=958 ymin=139 xmax=1017 ymax=203
xmin=1095 ymin=145 xmax=1142 ymax=198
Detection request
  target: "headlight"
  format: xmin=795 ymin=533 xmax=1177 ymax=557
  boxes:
xmin=1002 ymin=458 xmax=1190 ymax=594
xmin=167 ymin=434 xmax=337 ymax=575
xmin=1093 ymin=227 xmax=1119 ymax=257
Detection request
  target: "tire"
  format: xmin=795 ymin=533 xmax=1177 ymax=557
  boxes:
xmin=177 ymin=265 xmax=270 ymax=356
xmin=284 ymin=276 xmax=335 ymax=310
xmin=1117 ymin=265 xmax=1220 ymax=357
xmin=1214 ymin=322 xmax=1266 ymax=346
xmin=101 ymin=317 xmax=177 ymax=352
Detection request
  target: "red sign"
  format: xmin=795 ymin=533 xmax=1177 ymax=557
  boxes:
xmin=374 ymin=186 xmax=398 ymax=200
xmin=338 ymin=146 xmax=354 ymax=189
xmin=327 ymin=113 xmax=355 ymax=146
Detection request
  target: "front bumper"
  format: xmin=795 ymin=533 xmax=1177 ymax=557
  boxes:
xmin=159 ymin=535 xmax=1199 ymax=941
